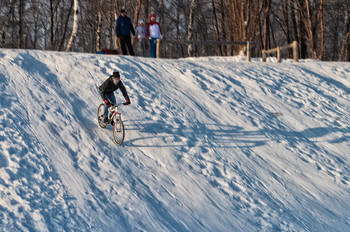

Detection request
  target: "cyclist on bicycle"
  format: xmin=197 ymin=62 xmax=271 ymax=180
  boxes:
xmin=99 ymin=71 xmax=131 ymax=124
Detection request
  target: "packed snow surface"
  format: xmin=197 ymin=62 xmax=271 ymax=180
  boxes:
xmin=0 ymin=49 xmax=350 ymax=231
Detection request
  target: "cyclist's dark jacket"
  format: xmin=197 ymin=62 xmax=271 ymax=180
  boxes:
xmin=99 ymin=75 xmax=130 ymax=102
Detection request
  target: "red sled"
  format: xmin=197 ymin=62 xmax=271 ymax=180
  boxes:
xmin=96 ymin=48 xmax=119 ymax=55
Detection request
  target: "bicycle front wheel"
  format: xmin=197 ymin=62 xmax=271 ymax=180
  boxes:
xmin=113 ymin=118 xmax=125 ymax=145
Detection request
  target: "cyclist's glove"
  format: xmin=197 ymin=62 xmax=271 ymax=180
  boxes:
xmin=104 ymin=99 xmax=112 ymax=107
xmin=123 ymin=99 xmax=131 ymax=105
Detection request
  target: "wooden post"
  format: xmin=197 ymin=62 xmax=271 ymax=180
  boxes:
xmin=262 ymin=50 xmax=267 ymax=62
xmin=293 ymin=41 xmax=298 ymax=62
xmin=277 ymin=47 xmax=281 ymax=62
xmin=156 ymin=39 xmax=160 ymax=58
xmin=246 ymin=41 xmax=251 ymax=62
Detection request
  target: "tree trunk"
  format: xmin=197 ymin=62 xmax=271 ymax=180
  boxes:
xmin=319 ymin=0 xmax=324 ymax=60
xmin=66 ymin=0 xmax=79 ymax=52
xmin=305 ymin=0 xmax=316 ymax=59
xmin=112 ymin=0 xmax=119 ymax=50
xmin=281 ymin=0 xmax=291 ymax=57
xmin=221 ymin=0 xmax=227 ymax=55
xmin=296 ymin=0 xmax=308 ymax=59
xmin=340 ymin=1 xmax=350 ymax=61
xmin=18 ymin=0 xmax=23 ymax=48
xmin=57 ymin=1 xmax=73 ymax=51
xmin=134 ymin=0 xmax=142 ymax=28
xmin=211 ymin=0 xmax=222 ymax=55
xmin=187 ymin=0 xmax=196 ymax=57
xmin=144 ymin=0 xmax=149 ymax=20
xmin=291 ymin=0 xmax=299 ymax=58
xmin=96 ymin=9 xmax=102 ymax=51
xmin=345 ymin=32 xmax=350 ymax=61
xmin=263 ymin=0 xmax=271 ymax=50
xmin=2 ymin=0 xmax=14 ymax=47
xmin=50 ymin=0 xmax=54 ymax=50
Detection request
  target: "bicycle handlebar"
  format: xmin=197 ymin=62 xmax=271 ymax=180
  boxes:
xmin=114 ymin=102 xmax=129 ymax=107
xmin=108 ymin=102 xmax=129 ymax=109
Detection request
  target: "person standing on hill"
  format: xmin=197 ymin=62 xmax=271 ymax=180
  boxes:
xmin=147 ymin=14 xmax=162 ymax=58
xmin=135 ymin=19 xmax=148 ymax=57
xmin=116 ymin=9 xmax=135 ymax=56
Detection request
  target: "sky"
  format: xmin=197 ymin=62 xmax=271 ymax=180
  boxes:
xmin=0 ymin=48 xmax=350 ymax=232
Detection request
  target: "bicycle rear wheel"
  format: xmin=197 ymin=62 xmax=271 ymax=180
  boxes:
xmin=113 ymin=118 xmax=125 ymax=145
xmin=97 ymin=103 xmax=107 ymax=128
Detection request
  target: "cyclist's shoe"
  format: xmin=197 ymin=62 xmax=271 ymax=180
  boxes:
xmin=103 ymin=118 xmax=109 ymax=124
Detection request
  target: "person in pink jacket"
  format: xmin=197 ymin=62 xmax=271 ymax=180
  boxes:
xmin=147 ymin=14 xmax=162 ymax=58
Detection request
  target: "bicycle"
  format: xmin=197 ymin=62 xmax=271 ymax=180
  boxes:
xmin=97 ymin=103 xmax=125 ymax=145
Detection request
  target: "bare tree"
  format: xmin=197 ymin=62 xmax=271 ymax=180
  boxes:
xmin=49 ymin=0 xmax=62 ymax=50
xmin=345 ymin=32 xmax=350 ymax=61
xmin=211 ymin=0 xmax=222 ymax=55
xmin=340 ymin=0 xmax=350 ymax=61
xmin=263 ymin=0 xmax=272 ymax=50
xmin=280 ymin=0 xmax=291 ymax=57
xmin=220 ymin=0 xmax=228 ymax=55
xmin=134 ymin=0 xmax=142 ymax=28
xmin=295 ymin=0 xmax=308 ymax=58
xmin=296 ymin=0 xmax=325 ymax=59
xmin=95 ymin=0 xmax=103 ymax=51
xmin=57 ymin=0 xmax=73 ymax=51
xmin=66 ymin=0 xmax=79 ymax=51
xmin=1 ymin=0 xmax=15 ymax=47
xmin=18 ymin=0 xmax=24 ymax=48
xmin=187 ymin=0 xmax=196 ymax=56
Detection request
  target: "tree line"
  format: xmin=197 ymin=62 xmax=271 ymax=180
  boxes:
xmin=1 ymin=0 xmax=349 ymax=61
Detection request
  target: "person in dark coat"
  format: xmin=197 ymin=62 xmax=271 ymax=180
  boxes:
xmin=99 ymin=71 xmax=131 ymax=123
xmin=116 ymin=9 xmax=135 ymax=56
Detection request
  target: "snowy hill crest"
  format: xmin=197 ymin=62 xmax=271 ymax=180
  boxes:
xmin=0 ymin=49 xmax=350 ymax=231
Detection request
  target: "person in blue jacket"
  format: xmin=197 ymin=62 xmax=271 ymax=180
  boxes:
xmin=116 ymin=9 xmax=135 ymax=56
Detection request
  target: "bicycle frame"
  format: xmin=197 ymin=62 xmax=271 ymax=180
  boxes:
xmin=108 ymin=105 xmax=122 ymax=122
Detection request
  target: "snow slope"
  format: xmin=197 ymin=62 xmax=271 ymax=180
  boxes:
xmin=0 ymin=48 xmax=349 ymax=231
